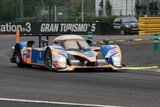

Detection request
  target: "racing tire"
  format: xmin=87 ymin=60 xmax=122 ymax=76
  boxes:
xmin=44 ymin=48 xmax=55 ymax=71
xmin=15 ymin=51 xmax=24 ymax=67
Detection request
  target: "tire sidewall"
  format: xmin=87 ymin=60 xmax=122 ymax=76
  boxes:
xmin=15 ymin=52 xmax=23 ymax=67
xmin=44 ymin=48 xmax=54 ymax=71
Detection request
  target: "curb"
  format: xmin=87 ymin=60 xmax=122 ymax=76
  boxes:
xmin=133 ymin=39 xmax=143 ymax=42
xmin=93 ymin=37 xmax=159 ymax=45
xmin=121 ymin=66 xmax=159 ymax=70
xmin=115 ymin=40 xmax=125 ymax=42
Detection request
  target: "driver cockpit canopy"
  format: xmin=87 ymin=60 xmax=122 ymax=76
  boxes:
xmin=27 ymin=40 xmax=35 ymax=47
xmin=52 ymin=35 xmax=91 ymax=51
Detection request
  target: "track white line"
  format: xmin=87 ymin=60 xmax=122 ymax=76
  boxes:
xmin=0 ymin=97 xmax=122 ymax=107
xmin=122 ymin=66 xmax=159 ymax=70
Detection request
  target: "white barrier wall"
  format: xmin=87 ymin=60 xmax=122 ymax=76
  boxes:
xmin=109 ymin=0 xmax=135 ymax=16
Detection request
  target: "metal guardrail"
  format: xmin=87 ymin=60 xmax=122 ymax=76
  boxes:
xmin=139 ymin=17 xmax=160 ymax=35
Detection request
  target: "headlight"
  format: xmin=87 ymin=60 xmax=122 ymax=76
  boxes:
xmin=112 ymin=54 xmax=121 ymax=67
xmin=12 ymin=46 xmax=15 ymax=56
xmin=125 ymin=24 xmax=130 ymax=28
xmin=58 ymin=55 xmax=67 ymax=68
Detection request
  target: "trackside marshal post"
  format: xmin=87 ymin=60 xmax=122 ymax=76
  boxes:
xmin=87 ymin=32 xmax=93 ymax=45
xmin=153 ymin=33 xmax=159 ymax=52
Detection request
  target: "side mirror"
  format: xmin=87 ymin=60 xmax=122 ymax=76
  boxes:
xmin=41 ymin=39 xmax=48 ymax=47
xmin=86 ymin=40 xmax=92 ymax=46
xmin=92 ymin=47 xmax=101 ymax=52
xmin=27 ymin=40 xmax=35 ymax=47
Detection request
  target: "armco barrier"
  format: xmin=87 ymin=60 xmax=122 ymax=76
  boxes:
xmin=139 ymin=17 xmax=160 ymax=35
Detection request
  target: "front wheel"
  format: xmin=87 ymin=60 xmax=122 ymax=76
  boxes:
xmin=15 ymin=51 xmax=24 ymax=67
xmin=44 ymin=48 xmax=55 ymax=71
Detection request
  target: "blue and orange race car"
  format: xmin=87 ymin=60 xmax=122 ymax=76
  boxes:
xmin=10 ymin=34 xmax=122 ymax=72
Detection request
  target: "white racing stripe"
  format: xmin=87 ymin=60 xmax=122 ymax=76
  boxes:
xmin=0 ymin=97 xmax=123 ymax=107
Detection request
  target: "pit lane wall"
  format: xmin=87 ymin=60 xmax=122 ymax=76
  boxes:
xmin=0 ymin=22 xmax=120 ymax=35
xmin=139 ymin=17 xmax=160 ymax=35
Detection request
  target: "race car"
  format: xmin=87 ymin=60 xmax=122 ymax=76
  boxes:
xmin=10 ymin=34 xmax=122 ymax=72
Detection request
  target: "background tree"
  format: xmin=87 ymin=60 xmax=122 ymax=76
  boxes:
xmin=0 ymin=0 xmax=17 ymax=21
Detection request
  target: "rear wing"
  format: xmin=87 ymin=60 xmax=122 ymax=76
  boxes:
xmin=15 ymin=29 xmax=58 ymax=47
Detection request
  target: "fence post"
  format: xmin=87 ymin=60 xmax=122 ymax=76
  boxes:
xmin=153 ymin=33 xmax=159 ymax=52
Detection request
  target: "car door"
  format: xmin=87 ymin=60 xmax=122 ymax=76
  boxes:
xmin=113 ymin=17 xmax=121 ymax=29
xmin=31 ymin=48 xmax=45 ymax=65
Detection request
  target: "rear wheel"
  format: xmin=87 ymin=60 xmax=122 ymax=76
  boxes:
xmin=44 ymin=48 xmax=54 ymax=71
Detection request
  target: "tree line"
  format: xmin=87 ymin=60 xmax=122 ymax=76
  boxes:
xmin=0 ymin=0 xmax=65 ymax=21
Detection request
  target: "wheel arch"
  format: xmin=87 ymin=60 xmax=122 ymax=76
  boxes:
xmin=14 ymin=41 xmax=27 ymax=52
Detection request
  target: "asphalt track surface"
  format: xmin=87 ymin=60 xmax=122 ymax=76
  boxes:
xmin=0 ymin=35 xmax=160 ymax=107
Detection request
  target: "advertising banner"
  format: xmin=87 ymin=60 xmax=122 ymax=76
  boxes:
xmin=0 ymin=22 xmax=120 ymax=35
xmin=0 ymin=22 xmax=99 ymax=35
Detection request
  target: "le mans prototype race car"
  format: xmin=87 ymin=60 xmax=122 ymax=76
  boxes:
xmin=10 ymin=34 xmax=122 ymax=72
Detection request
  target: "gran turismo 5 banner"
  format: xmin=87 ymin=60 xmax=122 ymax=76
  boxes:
xmin=0 ymin=22 xmax=100 ymax=35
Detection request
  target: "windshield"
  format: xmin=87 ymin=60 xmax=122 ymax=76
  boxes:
xmin=121 ymin=17 xmax=137 ymax=23
xmin=64 ymin=40 xmax=90 ymax=50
